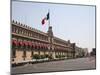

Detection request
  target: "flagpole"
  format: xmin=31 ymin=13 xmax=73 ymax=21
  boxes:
xmin=48 ymin=9 xmax=50 ymax=27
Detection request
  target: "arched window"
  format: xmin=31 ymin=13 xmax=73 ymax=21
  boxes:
xmin=12 ymin=26 xmax=14 ymax=33
xmin=16 ymin=28 xmax=19 ymax=34
xmin=25 ymin=31 xmax=27 ymax=36
xmin=23 ymin=30 xmax=26 ymax=35
xmin=13 ymin=27 xmax=16 ymax=33
xmin=20 ymin=28 xmax=22 ymax=34
xmin=21 ymin=29 xmax=23 ymax=34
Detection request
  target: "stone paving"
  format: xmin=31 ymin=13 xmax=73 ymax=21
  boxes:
xmin=11 ymin=57 xmax=96 ymax=74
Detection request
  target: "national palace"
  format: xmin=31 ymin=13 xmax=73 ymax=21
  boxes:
xmin=11 ymin=20 xmax=88 ymax=64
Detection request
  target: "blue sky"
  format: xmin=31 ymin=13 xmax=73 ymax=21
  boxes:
xmin=12 ymin=1 xmax=95 ymax=52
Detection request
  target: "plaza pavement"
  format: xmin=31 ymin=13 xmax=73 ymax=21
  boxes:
xmin=11 ymin=57 xmax=96 ymax=74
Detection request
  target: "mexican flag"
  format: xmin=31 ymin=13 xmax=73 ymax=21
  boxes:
xmin=41 ymin=12 xmax=49 ymax=25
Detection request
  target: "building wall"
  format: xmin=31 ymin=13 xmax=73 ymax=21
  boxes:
xmin=25 ymin=51 xmax=32 ymax=60
xmin=11 ymin=20 xmax=76 ymax=64
xmin=14 ymin=50 xmax=23 ymax=63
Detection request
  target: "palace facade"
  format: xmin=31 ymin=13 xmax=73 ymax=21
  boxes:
xmin=11 ymin=20 xmax=76 ymax=64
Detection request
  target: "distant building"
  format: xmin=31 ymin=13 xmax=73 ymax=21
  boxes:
xmin=75 ymin=47 xmax=88 ymax=58
xmin=83 ymin=48 xmax=88 ymax=57
xmin=90 ymin=48 xmax=96 ymax=56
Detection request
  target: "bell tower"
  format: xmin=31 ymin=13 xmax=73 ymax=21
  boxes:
xmin=47 ymin=26 xmax=53 ymax=50
xmin=47 ymin=26 xmax=55 ymax=59
xmin=47 ymin=26 xmax=53 ymax=37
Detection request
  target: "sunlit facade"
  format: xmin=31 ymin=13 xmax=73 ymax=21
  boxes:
xmin=11 ymin=20 xmax=76 ymax=64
